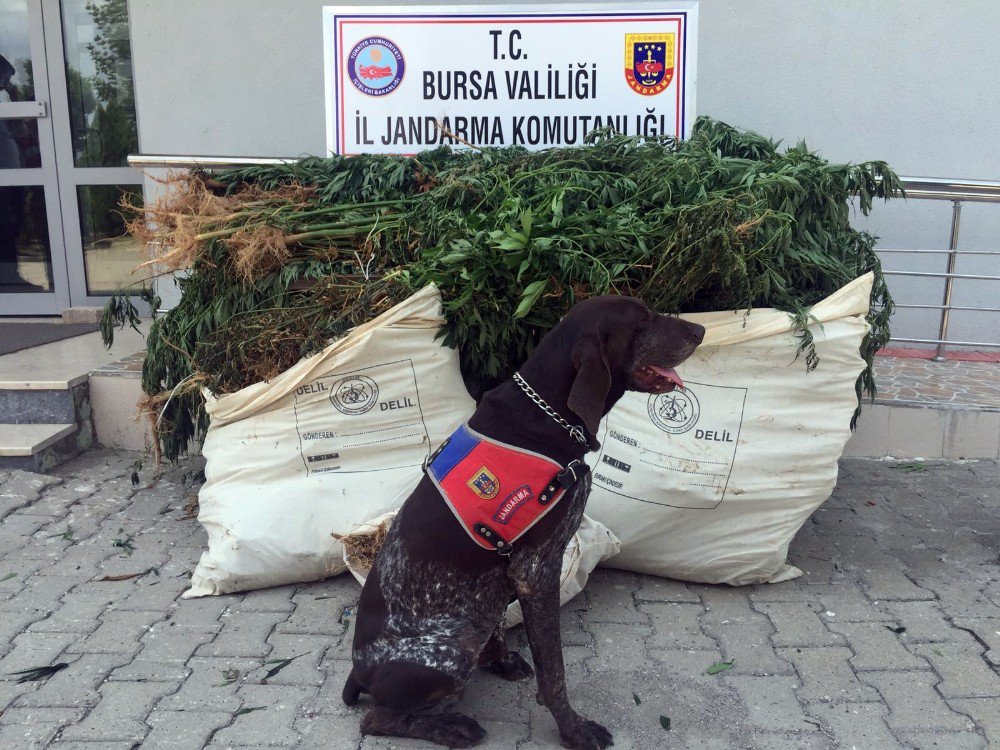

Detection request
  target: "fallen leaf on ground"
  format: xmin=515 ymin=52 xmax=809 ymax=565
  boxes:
xmin=219 ymin=668 xmax=240 ymax=686
xmin=8 ymin=662 xmax=70 ymax=683
xmin=234 ymin=706 xmax=266 ymax=717
xmin=261 ymin=652 xmax=310 ymax=683
xmin=632 ymin=692 xmax=641 ymax=705
xmin=0 ymin=573 xmax=16 ymax=582
xmin=886 ymin=625 xmax=906 ymax=634
xmin=892 ymin=462 xmax=926 ymax=473
xmin=707 ymin=660 xmax=735 ymax=675
xmin=660 ymin=715 xmax=671 ymax=731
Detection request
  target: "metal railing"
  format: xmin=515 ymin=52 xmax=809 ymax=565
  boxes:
xmin=128 ymin=157 xmax=1000 ymax=360
xmin=878 ymin=177 xmax=1000 ymax=360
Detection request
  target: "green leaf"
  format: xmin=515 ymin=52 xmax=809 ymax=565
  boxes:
xmin=660 ymin=715 xmax=671 ymax=731
xmin=261 ymin=651 xmax=309 ymax=683
xmin=234 ymin=706 xmax=266 ymax=717
xmin=707 ymin=660 xmax=735 ymax=675
xmin=514 ymin=280 xmax=548 ymax=319
xmin=1 ymin=572 xmax=17 ymax=582
xmin=892 ymin=462 xmax=926 ymax=473
xmin=632 ymin=692 xmax=641 ymax=705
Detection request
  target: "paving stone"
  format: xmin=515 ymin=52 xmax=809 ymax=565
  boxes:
xmin=107 ymin=658 xmax=190 ymax=683
xmin=13 ymin=652 xmax=134 ymax=709
xmin=753 ymin=601 xmax=843 ymax=647
xmin=212 ymin=685 xmax=315 ymax=746
xmin=826 ymin=620 xmax=931 ymax=671
xmin=817 ymin=589 xmax=895 ymax=622
xmin=584 ymin=569 xmax=647 ymax=623
xmin=59 ymin=679 xmax=180 ymax=742
xmin=0 ymin=557 xmax=44 ymax=599
xmin=0 ymin=630 xmax=79 ymax=672
xmin=859 ymin=564 xmax=937 ymax=602
xmin=948 ymin=697 xmax=1000 ymax=746
xmin=876 ymin=600 xmax=968 ymax=643
xmin=134 ymin=621 xmax=215 ymax=665
xmin=277 ymin=589 xmax=356 ymax=637
xmin=909 ymin=642 xmax=1000 ymax=698
xmin=114 ymin=574 xmax=190 ymax=611
xmin=165 ymin=594 xmax=231 ymax=632
xmin=65 ymin=609 xmax=164 ymax=655
xmin=457 ymin=669 xmax=530 ymax=723
xmin=699 ymin=587 xmax=794 ymax=675
xmin=639 ymin=602 xmax=715 ymax=650
xmin=726 ymin=675 xmax=822 ymax=732
xmin=162 ymin=656 xmax=260 ymax=712
xmin=197 ymin=611 xmax=289 ymax=658
xmin=259 ymin=633 xmax=334 ymax=686
xmin=294 ymin=711 xmax=363 ymax=749
xmin=228 ymin=584 xmax=297 ymax=613
xmin=808 ymin=701 xmax=905 ymax=749
xmin=860 ymin=671 xmax=976 ymax=732
xmin=587 ymin=624 xmax=654 ymax=673
xmin=48 ymin=742 xmax=139 ymax=750
xmin=556 ymin=608 xmax=592 ymax=647
xmin=953 ymin=617 xmax=1000 ymax=667
xmin=896 ymin=730 xmax=988 ymax=749
xmin=0 ymin=707 xmax=80 ymax=749
xmin=25 ymin=589 xmax=116 ymax=634
xmin=0 ymin=575 xmax=79 ymax=621
xmin=144 ymin=709 xmax=233 ymax=750
xmin=634 ymin=575 xmax=700 ymax=603
xmin=777 ymin=647 xmax=880 ymax=704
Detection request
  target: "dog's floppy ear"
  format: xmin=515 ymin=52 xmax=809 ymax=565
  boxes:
xmin=568 ymin=333 xmax=611 ymax=436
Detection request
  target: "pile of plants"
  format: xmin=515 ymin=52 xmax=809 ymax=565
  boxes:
xmin=104 ymin=117 xmax=902 ymax=461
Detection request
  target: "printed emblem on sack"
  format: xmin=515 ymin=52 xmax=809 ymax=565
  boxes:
xmin=329 ymin=375 xmax=380 ymax=415
xmin=347 ymin=36 xmax=405 ymax=96
xmin=493 ymin=484 xmax=534 ymax=524
xmin=624 ymin=33 xmax=675 ymax=96
xmin=647 ymin=386 xmax=700 ymax=434
xmin=467 ymin=467 xmax=500 ymax=500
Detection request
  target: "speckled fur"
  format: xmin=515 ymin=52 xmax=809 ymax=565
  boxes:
xmin=343 ymin=296 xmax=705 ymax=750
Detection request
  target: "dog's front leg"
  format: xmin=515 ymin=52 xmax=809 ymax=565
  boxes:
xmin=512 ymin=559 xmax=613 ymax=750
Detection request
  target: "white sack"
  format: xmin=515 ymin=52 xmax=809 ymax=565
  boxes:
xmin=584 ymin=274 xmax=874 ymax=586
xmin=185 ymin=286 xmax=475 ymax=597
xmin=342 ymin=511 xmax=621 ymax=627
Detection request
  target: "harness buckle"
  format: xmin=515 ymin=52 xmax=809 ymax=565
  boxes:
xmin=557 ymin=460 xmax=590 ymax=489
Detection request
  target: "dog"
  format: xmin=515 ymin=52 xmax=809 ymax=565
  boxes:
xmin=343 ymin=295 xmax=705 ymax=749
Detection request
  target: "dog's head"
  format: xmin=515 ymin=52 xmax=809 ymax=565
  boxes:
xmin=556 ymin=296 xmax=705 ymax=437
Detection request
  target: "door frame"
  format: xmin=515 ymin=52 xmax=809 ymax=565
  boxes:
xmin=0 ymin=0 xmax=73 ymax=315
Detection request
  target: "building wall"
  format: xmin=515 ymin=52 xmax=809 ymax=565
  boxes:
xmin=129 ymin=0 xmax=1000 ymax=347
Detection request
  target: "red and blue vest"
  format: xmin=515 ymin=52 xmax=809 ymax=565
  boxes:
xmin=426 ymin=424 xmax=588 ymax=553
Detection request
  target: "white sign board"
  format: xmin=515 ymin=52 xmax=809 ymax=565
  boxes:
xmin=323 ymin=3 xmax=698 ymax=155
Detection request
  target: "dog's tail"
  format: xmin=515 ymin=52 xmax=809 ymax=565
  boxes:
xmin=342 ymin=669 xmax=364 ymax=705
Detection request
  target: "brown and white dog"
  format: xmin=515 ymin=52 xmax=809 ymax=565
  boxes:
xmin=343 ymin=296 xmax=705 ymax=749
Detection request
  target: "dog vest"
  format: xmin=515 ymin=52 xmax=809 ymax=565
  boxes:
xmin=426 ymin=423 xmax=589 ymax=553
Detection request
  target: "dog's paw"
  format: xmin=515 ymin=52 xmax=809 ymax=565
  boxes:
xmin=560 ymin=718 xmax=614 ymax=750
xmin=430 ymin=713 xmax=487 ymax=748
xmin=482 ymin=651 xmax=534 ymax=681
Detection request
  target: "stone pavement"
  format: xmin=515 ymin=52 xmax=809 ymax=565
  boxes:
xmin=1 ymin=451 xmax=998 ymax=750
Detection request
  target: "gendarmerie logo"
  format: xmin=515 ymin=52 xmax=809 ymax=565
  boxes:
xmin=329 ymin=375 xmax=379 ymax=415
xmin=347 ymin=36 xmax=405 ymax=96
xmin=647 ymin=386 xmax=700 ymax=434
xmin=493 ymin=484 xmax=533 ymax=524
xmin=467 ymin=467 xmax=500 ymax=500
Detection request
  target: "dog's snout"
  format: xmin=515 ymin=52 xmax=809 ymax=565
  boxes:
xmin=685 ymin=322 xmax=706 ymax=346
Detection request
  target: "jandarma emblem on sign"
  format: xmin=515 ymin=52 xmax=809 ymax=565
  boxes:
xmin=647 ymin=387 xmax=700 ymax=434
xmin=467 ymin=467 xmax=500 ymax=500
xmin=624 ymin=33 xmax=675 ymax=95
xmin=347 ymin=36 xmax=405 ymax=96
xmin=330 ymin=375 xmax=380 ymax=415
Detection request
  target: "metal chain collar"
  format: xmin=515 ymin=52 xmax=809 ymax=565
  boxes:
xmin=512 ymin=372 xmax=589 ymax=445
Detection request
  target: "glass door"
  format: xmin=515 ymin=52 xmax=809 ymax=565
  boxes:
xmin=45 ymin=0 xmax=144 ymax=307
xmin=0 ymin=0 xmax=72 ymax=313
xmin=0 ymin=0 xmax=145 ymax=316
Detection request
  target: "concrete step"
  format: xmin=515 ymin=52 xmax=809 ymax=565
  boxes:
xmin=0 ymin=423 xmax=80 ymax=472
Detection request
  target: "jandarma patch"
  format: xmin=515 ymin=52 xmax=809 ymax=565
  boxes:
xmin=467 ymin=467 xmax=500 ymax=499
xmin=493 ymin=485 xmax=534 ymax=524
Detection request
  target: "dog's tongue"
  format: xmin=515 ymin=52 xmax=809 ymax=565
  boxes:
xmin=651 ymin=365 xmax=683 ymax=389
